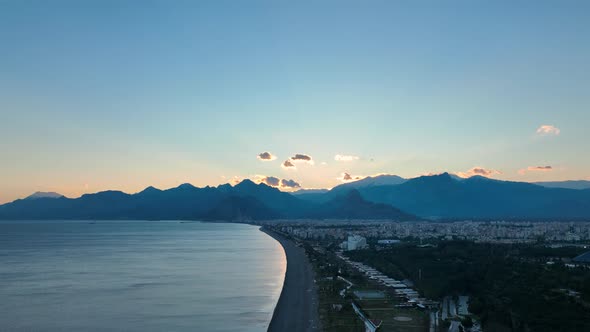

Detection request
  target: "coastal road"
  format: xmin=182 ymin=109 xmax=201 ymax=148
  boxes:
xmin=264 ymin=229 xmax=320 ymax=332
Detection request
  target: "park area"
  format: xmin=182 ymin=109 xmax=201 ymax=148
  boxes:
xmin=353 ymin=290 xmax=430 ymax=332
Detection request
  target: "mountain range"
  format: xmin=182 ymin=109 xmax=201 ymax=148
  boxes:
xmin=533 ymin=180 xmax=590 ymax=190
xmin=1 ymin=174 xmax=589 ymax=221
xmin=0 ymin=180 xmax=415 ymax=221
xmin=296 ymin=173 xmax=590 ymax=220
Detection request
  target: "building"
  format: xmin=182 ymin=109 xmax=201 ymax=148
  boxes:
xmin=347 ymin=235 xmax=368 ymax=251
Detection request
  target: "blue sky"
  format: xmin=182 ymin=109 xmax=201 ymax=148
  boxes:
xmin=1 ymin=1 xmax=589 ymax=203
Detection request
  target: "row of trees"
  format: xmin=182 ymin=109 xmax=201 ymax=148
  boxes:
xmin=347 ymin=241 xmax=590 ymax=332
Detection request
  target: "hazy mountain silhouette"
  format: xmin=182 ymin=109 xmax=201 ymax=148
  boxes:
xmin=296 ymin=174 xmax=408 ymax=203
xmin=534 ymin=180 xmax=590 ymax=190
xmin=309 ymin=189 xmax=417 ymax=220
xmin=291 ymin=188 xmax=329 ymax=195
xmin=343 ymin=174 xmax=407 ymax=188
xmin=356 ymin=173 xmax=590 ymax=220
xmin=0 ymin=180 xmax=414 ymax=221
xmin=230 ymin=179 xmax=309 ymax=215
xmin=26 ymin=192 xmax=64 ymax=199
xmin=291 ymin=173 xmax=590 ymax=220
xmin=3 ymin=174 xmax=589 ymax=221
xmin=204 ymin=195 xmax=281 ymax=221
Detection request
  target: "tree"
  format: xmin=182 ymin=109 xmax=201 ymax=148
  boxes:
xmin=441 ymin=320 xmax=451 ymax=328
xmin=468 ymin=297 xmax=484 ymax=315
xmin=462 ymin=316 xmax=474 ymax=328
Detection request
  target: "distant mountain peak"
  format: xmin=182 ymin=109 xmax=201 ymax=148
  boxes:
xmin=312 ymin=188 xmax=417 ymax=221
xmin=234 ymin=179 xmax=279 ymax=194
xmin=82 ymin=190 xmax=128 ymax=198
xmin=464 ymin=175 xmax=496 ymax=182
xmin=143 ymin=185 xmax=159 ymax=191
xmin=372 ymin=174 xmax=404 ymax=180
xmin=416 ymin=172 xmax=454 ymax=182
xmin=138 ymin=186 xmax=161 ymax=195
xmin=176 ymin=183 xmax=196 ymax=190
xmin=26 ymin=192 xmax=64 ymax=199
xmin=343 ymin=189 xmax=363 ymax=201
xmin=233 ymin=179 xmax=264 ymax=191
xmin=216 ymin=183 xmax=233 ymax=191
xmin=330 ymin=174 xmax=407 ymax=193
xmin=235 ymin=179 xmax=257 ymax=187
xmin=448 ymin=173 xmax=464 ymax=181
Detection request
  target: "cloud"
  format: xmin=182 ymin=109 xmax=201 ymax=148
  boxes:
xmin=531 ymin=165 xmax=553 ymax=171
xmin=257 ymin=152 xmax=276 ymax=161
xmin=290 ymin=153 xmax=314 ymax=164
xmin=256 ymin=176 xmax=301 ymax=190
xmin=536 ymin=125 xmax=560 ymax=136
xmin=518 ymin=165 xmax=553 ymax=175
xmin=281 ymin=160 xmax=296 ymax=169
xmin=229 ymin=176 xmax=242 ymax=185
xmin=334 ymin=154 xmax=359 ymax=161
xmin=456 ymin=167 xmax=502 ymax=178
xmin=260 ymin=176 xmax=280 ymax=187
xmin=280 ymin=179 xmax=301 ymax=189
xmin=337 ymin=172 xmax=363 ymax=183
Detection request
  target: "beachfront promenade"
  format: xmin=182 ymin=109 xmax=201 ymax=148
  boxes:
xmin=262 ymin=228 xmax=320 ymax=332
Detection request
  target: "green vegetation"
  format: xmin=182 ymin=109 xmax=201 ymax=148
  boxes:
xmin=347 ymin=241 xmax=590 ymax=332
xmin=358 ymin=298 xmax=429 ymax=332
xmin=303 ymin=243 xmax=365 ymax=332
xmin=302 ymin=241 xmax=429 ymax=332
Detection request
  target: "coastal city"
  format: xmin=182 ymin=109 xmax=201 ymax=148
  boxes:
xmin=261 ymin=220 xmax=590 ymax=332
xmin=2 ymin=1 xmax=590 ymax=331
xmin=271 ymin=220 xmax=590 ymax=244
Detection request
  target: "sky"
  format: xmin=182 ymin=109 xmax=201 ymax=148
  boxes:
xmin=1 ymin=0 xmax=590 ymax=203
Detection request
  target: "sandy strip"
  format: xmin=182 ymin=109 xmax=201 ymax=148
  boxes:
xmin=261 ymin=227 xmax=320 ymax=332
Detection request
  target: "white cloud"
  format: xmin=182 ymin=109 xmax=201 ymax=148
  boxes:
xmin=536 ymin=125 xmax=560 ymax=136
xmin=334 ymin=154 xmax=359 ymax=161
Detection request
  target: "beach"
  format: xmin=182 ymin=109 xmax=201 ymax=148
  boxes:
xmin=262 ymin=228 xmax=320 ymax=332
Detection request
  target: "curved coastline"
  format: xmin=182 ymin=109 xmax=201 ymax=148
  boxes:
xmin=260 ymin=227 xmax=320 ymax=332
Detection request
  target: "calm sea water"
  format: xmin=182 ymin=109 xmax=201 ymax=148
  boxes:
xmin=0 ymin=220 xmax=286 ymax=332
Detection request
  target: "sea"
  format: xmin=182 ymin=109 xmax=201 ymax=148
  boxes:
xmin=0 ymin=220 xmax=286 ymax=332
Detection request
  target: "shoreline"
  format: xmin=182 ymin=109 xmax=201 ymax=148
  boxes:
xmin=260 ymin=227 xmax=320 ymax=332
